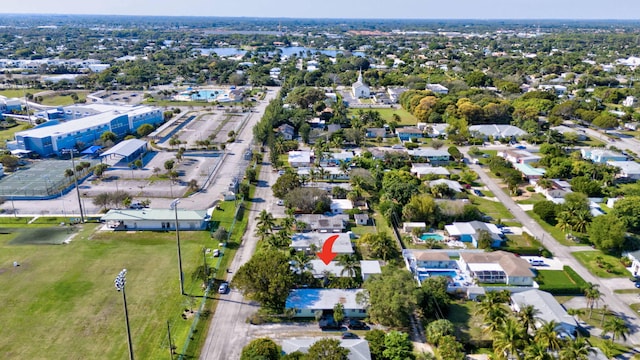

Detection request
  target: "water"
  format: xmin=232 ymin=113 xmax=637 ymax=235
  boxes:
xmin=419 ymin=233 xmax=444 ymax=241
xmin=181 ymin=89 xmax=226 ymax=100
xmin=197 ymin=46 xmax=366 ymax=58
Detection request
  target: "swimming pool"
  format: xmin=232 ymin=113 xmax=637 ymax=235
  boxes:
xmin=417 ymin=270 xmax=458 ymax=283
xmin=419 ymin=233 xmax=444 ymax=241
xmin=185 ymin=89 xmax=223 ymax=100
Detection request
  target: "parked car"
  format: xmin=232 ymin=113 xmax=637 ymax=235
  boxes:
xmin=276 ymin=199 xmax=284 ymax=206
xmin=341 ymin=332 xmax=359 ymax=339
xmin=218 ymin=282 xmax=229 ymax=294
xmin=473 ymin=189 xmax=484 ymax=197
xmin=515 ymin=145 xmax=527 ymax=150
xmin=347 ymin=319 xmax=367 ymax=330
xmin=319 ymin=316 xmax=342 ymax=330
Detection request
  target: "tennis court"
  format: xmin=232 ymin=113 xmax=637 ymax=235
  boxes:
xmin=0 ymin=159 xmax=98 ymax=199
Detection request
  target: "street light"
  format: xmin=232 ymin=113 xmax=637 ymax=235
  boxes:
xmin=170 ymin=199 xmax=185 ymax=295
xmin=114 ymin=269 xmax=134 ymax=360
xmin=61 ymin=148 xmax=84 ymax=223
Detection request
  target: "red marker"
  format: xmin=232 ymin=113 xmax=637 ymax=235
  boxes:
xmin=317 ymin=234 xmax=339 ymax=265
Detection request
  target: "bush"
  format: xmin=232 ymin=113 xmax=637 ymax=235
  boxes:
xmin=526 ymin=186 xmax=535 ymax=192
xmin=405 ymin=142 xmax=419 ymax=150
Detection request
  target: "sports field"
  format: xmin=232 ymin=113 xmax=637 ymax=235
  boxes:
xmin=0 ymin=222 xmax=219 ymax=359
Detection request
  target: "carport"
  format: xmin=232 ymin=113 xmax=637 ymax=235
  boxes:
xmin=100 ymin=139 xmax=148 ymax=164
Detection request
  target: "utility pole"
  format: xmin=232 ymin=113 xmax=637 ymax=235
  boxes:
xmin=62 ymin=148 xmax=84 ymax=223
xmin=170 ymin=199 xmax=185 ymax=295
xmin=166 ymin=320 xmax=174 ymax=359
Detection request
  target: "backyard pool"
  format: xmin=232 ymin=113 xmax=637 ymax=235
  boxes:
xmin=419 ymin=233 xmax=444 ymax=241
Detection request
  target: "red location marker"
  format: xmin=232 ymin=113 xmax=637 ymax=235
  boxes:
xmin=317 ymin=234 xmax=339 ymax=265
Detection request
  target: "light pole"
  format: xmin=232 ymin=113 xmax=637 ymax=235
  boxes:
xmin=166 ymin=320 xmax=174 ymax=359
xmin=61 ymin=148 xmax=84 ymax=223
xmin=170 ymin=199 xmax=185 ymax=295
xmin=114 ymin=269 xmax=134 ymax=360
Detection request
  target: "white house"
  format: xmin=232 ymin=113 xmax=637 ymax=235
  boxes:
xmin=285 ymin=289 xmax=368 ymax=318
xmin=410 ymin=165 xmax=451 ymax=179
xmin=469 ymin=124 xmax=526 ymax=139
xmin=511 ymin=289 xmax=578 ymax=338
xmin=426 ymin=83 xmax=449 ymax=94
xmin=459 ymin=251 xmax=535 ymax=286
xmin=402 ymin=222 xmax=427 ymax=233
xmin=429 ymin=179 xmax=463 ymax=192
xmin=608 ymin=161 xmax=640 ymax=180
xmin=413 ymin=251 xmax=458 ymax=269
xmin=498 ymin=149 xmax=542 ymax=165
xmin=444 ymin=221 xmax=503 ymax=248
xmin=101 ymin=209 xmax=209 ymax=231
xmin=581 ymin=149 xmax=627 ymax=163
xmin=331 ymin=199 xmax=354 ymax=214
xmin=290 ymin=232 xmax=353 ymax=254
xmin=360 ymin=260 xmax=382 ymax=281
xmin=623 ymin=96 xmax=637 ymax=108
xmin=352 ymin=70 xmax=370 ymax=98
xmin=626 ymin=250 xmax=640 ymax=276
xmin=0 ymin=163 xmax=4 ymax=177
xmin=281 ymin=338 xmax=372 ymax=360
xmin=288 ymin=150 xmax=312 ymax=167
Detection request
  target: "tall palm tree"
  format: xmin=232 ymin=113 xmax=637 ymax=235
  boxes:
xmin=517 ymin=305 xmax=541 ymax=334
xmin=556 ymin=211 xmax=573 ymax=234
xmin=603 ymin=317 xmax=630 ymax=342
xmin=292 ymin=251 xmax=312 ymax=281
xmin=523 ymin=343 xmax=552 ymax=360
xmin=570 ymin=209 xmax=591 ymax=234
xmin=533 ymin=321 xmax=561 ymax=351
xmin=255 ymin=209 xmax=276 ymax=235
xmin=337 ymin=254 xmax=359 ymax=278
xmin=559 ymin=337 xmax=594 ymax=360
xmin=584 ymin=283 xmax=602 ymax=318
xmin=493 ymin=317 xmax=526 ymax=360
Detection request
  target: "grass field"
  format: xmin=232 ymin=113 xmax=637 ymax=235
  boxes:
xmin=525 ymin=210 xmax=585 ymax=247
xmin=0 ymin=122 xmax=32 ymax=145
xmin=471 ymin=196 xmax=514 ymax=221
xmin=40 ymin=92 xmax=88 ymax=106
xmin=0 ymin=204 xmax=249 ymax=360
xmin=572 ymin=251 xmax=629 ymax=278
xmin=347 ymin=107 xmax=417 ymax=126
xmin=0 ymin=89 xmax=40 ymax=98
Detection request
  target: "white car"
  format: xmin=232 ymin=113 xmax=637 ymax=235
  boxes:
xmin=276 ymin=199 xmax=284 ymax=206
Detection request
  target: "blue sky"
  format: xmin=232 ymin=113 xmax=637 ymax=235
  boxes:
xmin=1 ymin=0 xmax=640 ymax=19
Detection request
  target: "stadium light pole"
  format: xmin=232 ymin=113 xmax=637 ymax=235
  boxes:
xmin=62 ymin=148 xmax=84 ymax=223
xmin=170 ymin=199 xmax=185 ymax=296
xmin=114 ymin=269 xmax=134 ymax=360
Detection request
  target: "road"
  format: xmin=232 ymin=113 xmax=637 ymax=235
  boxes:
xmin=199 ymin=158 xmax=280 ymax=360
xmin=466 ymin=152 xmax=640 ymax=346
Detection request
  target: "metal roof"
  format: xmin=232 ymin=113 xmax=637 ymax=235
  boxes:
xmin=101 ymin=139 xmax=147 ymax=158
xmin=101 ymin=209 xmax=208 ymax=222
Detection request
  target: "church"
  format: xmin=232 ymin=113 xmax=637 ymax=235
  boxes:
xmin=351 ymin=70 xmax=370 ymax=98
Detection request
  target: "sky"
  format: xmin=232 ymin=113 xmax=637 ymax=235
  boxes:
xmin=1 ymin=0 xmax=640 ymax=20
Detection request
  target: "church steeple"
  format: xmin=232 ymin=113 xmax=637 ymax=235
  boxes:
xmin=357 ymin=69 xmax=363 ymax=83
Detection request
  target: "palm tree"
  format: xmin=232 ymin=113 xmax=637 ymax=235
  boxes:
xmin=517 ymin=305 xmax=541 ymax=334
xmin=559 ymin=337 xmax=594 ymax=360
xmin=523 ymin=343 xmax=552 ymax=360
xmin=337 ymin=254 xmax=359 ymax=278
xmin=281 ymin=215 xmax=295 ymax=234
xmin=533 ymin=321 xmax=561 ymax=351
xmin=255 ymin=209 xmax=276 ymax=235
xmin=292 ymin=251 xmax=312 ymax=281
xmin=556 ymin=211 xmax=573 ymax=234
xmin=570 ymin=209 xmax=591 ymax=234
xmin=584 ymin=283 xmax=602 ymax=319
xmin=493 ymin=317 xmax=526 ymax=360
xmin=603 ymin=317 xmax=629 ymax=342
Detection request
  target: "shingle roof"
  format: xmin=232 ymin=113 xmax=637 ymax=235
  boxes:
xmin=461 ymin=251 xmax=534 ymax=277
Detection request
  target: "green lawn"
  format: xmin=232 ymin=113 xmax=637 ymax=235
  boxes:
xmin=446 ymin=301 xmax=491 ymax=345
xmin=573 ymin=251 xmax=629 ymax=278
xmin=0 ymin=210 xmax=246 ymax=359
xmin=348 ymin=107 xmax=417 ymax=126
xmin=536 ymin=267 xmax=588 ymax=295
xmin=0 ymin=122 xmax=32 ymax=145
xmin=40 ymin=92 xmax=88 ymax=106
xmin=525 ymin=210 xmax=584 ymax=247
xmin=471 ymin=196 xmax=514 ymax=221
xmin=0 ymin=89 xmax=40 ymax=98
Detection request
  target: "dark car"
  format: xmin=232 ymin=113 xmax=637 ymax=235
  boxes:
xmin=341 ymin=332 xmax=359 ymax=339
xmin=218 ymin=282 xmax=229 ymax=294
xmin=473 ymin=189 xmax=484 ymax=197
xmin=347 ymin=319 xmax=367 ymax=330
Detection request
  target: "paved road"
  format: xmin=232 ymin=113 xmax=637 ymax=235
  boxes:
xmin=466 ymin=151 xmax=640 ymax=346
xmin=199 ymin=159 xmax=280 ymax=360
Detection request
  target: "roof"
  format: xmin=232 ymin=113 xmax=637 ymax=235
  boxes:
xmin=101 ymin=209 xmax=208 ymax=222
xmin=511 ymin=289 xmax=577 ymax=328
xmin=445 ymin=221 xmax=501 ymax=238
xmin=281 ymin=338 xmax=371 ymax=360
xmin=101 ymin=139 xmax=147 ymax=157
xmin=288 ymin=150 xmax=312 ymax=164
xmin=414 ymin=251 xmax=451 ymax=261
xmin=295 ymin=214 xmax=348 ymax=231
xmin=290 ymin=233 xmax=353 ymax=254
xmin=305 ymin=260 xmax=346 ymax=278
xmin=429 ymin=179 xmax=463 ymax=192
xmin=285 ymin=289 xmax=367 ymax=311
xmin=396 ymin=127 xmax=423 ymax=134
xmin=17 ymin=111 xmax=127 ymax=139
xmin=360 ymin=260 xmax=381 ymax=275
xmin=469 ymin=124 xmax=526 ymax=138
xmin=81 ymin=145 xmax=102 ymax=154
xmin=608 ymin=160 xmax=640 ymax=175
xmin=408 ymin=149 xmax=450 ymax=158
xmin=514 ymin=163 xmax=546 ymax=176
xmin=461 ymin=251 xmax=534 ymax=277
xmin=411 ymin=165 xmax=450 ymax=176
xmin=354 ymin=213 xmax=369 ymax=221
xmin=330 ymin=151 xmax=354 ymax=161
xmin=331 ymin=199 xmax=354 ymax=211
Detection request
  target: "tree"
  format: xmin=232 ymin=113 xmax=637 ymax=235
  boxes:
xmin=363 ymin=266 xmax=416 ymax=327
xmin=417 ymin=277 xmax=451 ymax=320
xmin=333 ymin=303 xmax=345 ymax=325
xmin=360 ymin=232 xmax=399 ymax=261
xmin=533 ymin=201 xmax=559 ymax=225
xmin=245 ymin=168 xmax=257 ymax=183
xmin=402 ymin=194 xmax=440 ymax=225
xmin=284 ymin=187 xmax=332 ymax=214
xmin=476 ymin=230 xmax=493 ymax=249
xmin=306 ymin=338 xmax=349 ymax=360
xmin=587 ymin=214 xmax=626 ymax=251
xmin=365 ymin=329 xmax=387 ymax=360
xmin=517 ymin=304 xmax=540 ymax=334
xmin=612 ymin=196 xmax=640 ymax=232
xmin=437 ymin=335 xmax=465 ymax=360
xmin=425 ymin=319 xmax=455 ymax=345
xmin=100 ymin=131 xmax=117 ymax=143
xmin=255 ymin=210 xmax=276 ymax=238
xmin=523 ymin=343 xmax=552 ymax=360
xmin=240 ymin=338 xmax=280 ymax=360
xmin=382 ymin=170 xmax=421 ymax=206
xmin=383 ymin=331 xmax=415 ymax=360
xmin=559 ymin=337 xmax=594 ymax=360
xmin=164 ymin=159 xmax=175 ymax=171
xmin=584 ymin=283 xmax=602 ymax=319
xmin=337 ymin=254 xmax=359 ymax=278
xmin=272 ymin=173 xmax=300 ymax=199
xmin=93 ymin=163 xmax=109 ymax=178
xmin=93 ymin=193 xmax=110 ymax=211
xmin=0 ymin=155 xmax=19 ymax=171
xmin=447 ymin=146 xmax=462 ymax=161
xmin=533 ymin=320 xmax=561 ymax=351
xmin=136 ymin=123 xmax=154 ymax=137
xmin=603 ymin=317 xmax=629 ymax=342
xmin=232 ymin=249 xmax=295 ymax=311
xmin=492 ymin=317 xmax=526 ymax=360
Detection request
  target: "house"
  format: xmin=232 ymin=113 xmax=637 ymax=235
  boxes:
xmin=285 ymin=288 xmax=368 ymax=318
xmin=511 ymin=289 xmax=578 ymax=338
xmin=331 ymin=199 xmax=354 ymax=214
xmin=410 ymin=165 xmax=451 ymax=179
xmin=580 ymin=149 xmax=627 ymax=163
xmin=402 ymin=222 xmax=427 ymax=233
xmin=413 ymin=251 xmax=457 ymax=269
xmin=624 ymin=122 xmax=640 ymax=131
xmin=444 ymin=221 xmax=503 ymax=248
xmin=290 ymin=232 xmax=353 ymax=254
xmin=426 ymin=83 xmax=449 ymax=94
xmin=354 ymin=213 xmax=370 ymax=226
xmin=626 ymin=250 xmax=640 ymax=276
xmin=498 ymin=149 xmax=542 ymax=165
xmin=608 ymin=161 xmax=640 ymax=180
xmin=352 ymin=70 xmax=370 ymax=98
xmin=623 ymin=96 xmax=637 ymax=108
xmin=0 ymin=163 xmax=3 ymax=177
xmin=281 ymin=338 xmax=372 ymax=360
xmin=418 ymin=123 xmax=448 ymax=138
xmin=551 ymin=125 xmax=587 ymax=141
xmin=468 ymin=124 xmax=526 ymax=140
xmin=288 ymin=150 xmax=312 ymax=167
xmin=325 ymin=151 xmax=355 ymax=166
xmin=534 ymin=179 xmax=572 ymax=203
xmin=408 ymin=149 xmax=451 ymax=165
xmin=429 ymin=179 xmax=463 ymax=192
xmin=365 ymin=128 xmax=389 ymax=139
xmin=538 ymin=84 xmax=567 ymax=96
xmin=513 ymin=163 xmax=545 ymax=180
xmin=386 ymin=87 xmax=408 ymax=103
xmin=298 ymin=260 xmax=349 ymax=278
xmin=101 ymin=209 xmax=209 ymax=231
xmin=298 ymin=166 xmax=349 ymax=181
xmin=396 ymin=127 xmax=424 ymax=142
xmin=277 ymin=124 xmax=295 ymax=140
xmin=294 ymin=214 xmax=349 ymax=232
xmin=360 ymin=260 xmax=382 ymax=281
xmin=459 ymin=251 xmax=535 ymax=286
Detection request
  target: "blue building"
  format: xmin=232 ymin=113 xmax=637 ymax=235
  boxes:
xmin=13 ymin=106 xmax=162 ymax=156
xmin=0 ymin=95 xmax=22 ymax=113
